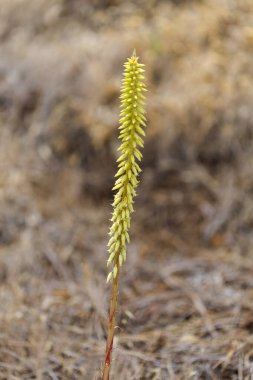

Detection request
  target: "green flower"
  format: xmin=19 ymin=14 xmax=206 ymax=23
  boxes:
xmin=107 ymin=51 xmax=147 ymax=282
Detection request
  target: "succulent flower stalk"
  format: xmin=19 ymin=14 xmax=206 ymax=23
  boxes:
xmin=107 ymin=50 xmax=147 ymax=282
xmin=102 ymin=50 xmax=147 ymax=380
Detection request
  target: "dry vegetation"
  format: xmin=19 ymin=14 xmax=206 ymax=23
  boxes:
xmin=0 ymin=0 xmax=253 ymax=378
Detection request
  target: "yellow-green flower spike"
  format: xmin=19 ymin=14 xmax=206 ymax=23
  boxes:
xmin=107 ymin=51 xmax=147 ymax=283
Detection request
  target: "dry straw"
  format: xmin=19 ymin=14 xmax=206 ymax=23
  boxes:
xmin=102 ymin=50 xmax=147 ymax=380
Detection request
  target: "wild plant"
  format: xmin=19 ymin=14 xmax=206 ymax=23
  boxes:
xmin=102 ymin=50 xmax=147 ymax=380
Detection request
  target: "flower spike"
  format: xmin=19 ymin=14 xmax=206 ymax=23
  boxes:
xmin=107 ymin=51 xmax=147 ymax=281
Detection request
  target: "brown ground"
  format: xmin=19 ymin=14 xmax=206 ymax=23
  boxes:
xmin=1 ymin=0 xmax=253 ymax=379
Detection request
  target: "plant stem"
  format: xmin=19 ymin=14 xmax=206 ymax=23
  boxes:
xmin=102 ymin=265 xmax=120 ymax=380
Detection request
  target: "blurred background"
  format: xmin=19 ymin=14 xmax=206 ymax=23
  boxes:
xmin=0 ymin=0 xmax=253 ymax=379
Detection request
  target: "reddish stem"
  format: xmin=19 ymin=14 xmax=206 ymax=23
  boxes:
xmin=102 ymin=267 xmax=120 ymax=380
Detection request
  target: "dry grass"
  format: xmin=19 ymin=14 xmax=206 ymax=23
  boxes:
xmin=0 ymin=0 xmax=253 ymax=378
